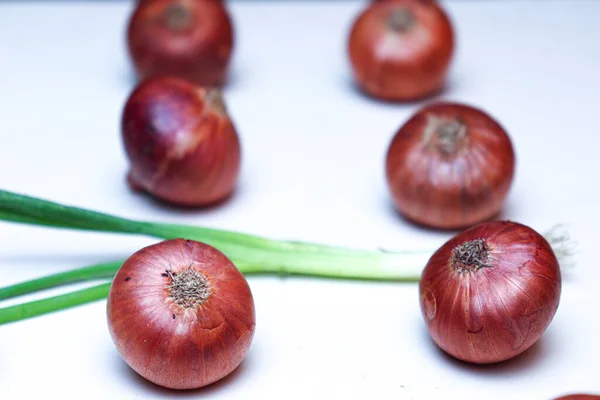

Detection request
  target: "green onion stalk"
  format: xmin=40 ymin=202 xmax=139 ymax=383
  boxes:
xmin=0 ymin=189 xmax=436 ymax=324
xmin=0 ymin=189 xmax=574 ymax=325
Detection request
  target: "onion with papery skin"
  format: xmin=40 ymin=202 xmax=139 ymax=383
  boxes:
xmin=127 ymin=0 xmax=234 ymax=87
xmin=107 ymin=238 xmax=255 ymax=390
xmin=385 ymin=101 xmax=515 ymax=230
xmin=419 ymin=220 xmax=562 ymax=364
xmin=121 ymin=76 xmax=241 ymax=207
xmin=347 ymin=0 xmax=454 ymax=101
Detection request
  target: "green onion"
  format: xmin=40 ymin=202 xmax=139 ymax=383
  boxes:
xmin=0 ymin=189 xmax=575 ymax=325
xmin=0 ymin=188 xmax=430 ymax=324
xmin=0 ymin=260 xmax=121 ymax=324
xmin=0 ymin=189 xmax=429 ymax=282
xmin=0 ymin=261 xmax=121 ymax=301
xmin=0 ymin=282 xmax=112 ymax=325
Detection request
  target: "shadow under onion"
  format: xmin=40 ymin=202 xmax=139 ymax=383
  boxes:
xmin=382 ymin=195 xmax=462 ymax=237
xmin=340 ymin=71 xmax=460 ymax=107
xmin=126 ymin=177 xmax=242 ymax=214
xmin=382 ymin=188 xmax=523 ymax=236
xmin=422 ymin=324 xmax=553 ymax=376
xmin=115 ymin=351 xmax=253 ymax=396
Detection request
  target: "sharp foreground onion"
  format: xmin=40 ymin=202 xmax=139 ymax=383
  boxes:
xmin=121 ymin=76 xmax=241 ymax=207
xmin=107 ymin=238 xmax=256 ymax=390
xmin=418 ymin=220 xmax=562 ymax=364
xmin=127 ymin=0 xmax=234 ymax=87
xmin=347 ymin=0 xmax=454 ymax=101
xmin=385 ymin=101 xmax=515 ymax=230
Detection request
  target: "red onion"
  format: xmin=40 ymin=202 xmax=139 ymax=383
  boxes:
xmin=419 ymin=220 xmax=562 ymax=364
xmin=385 ymin=101 xmax=515 ymax=229
xmin=121 ymin=76 xmax=241 ymax=207
xmin=347 ymin=0 xmax=454 ymax=101
xmin=107 ymin=238 xmax=256 ymax=389
xmin=127 ymin=0 xmax=234 ymax=87
xmin=553 ymin=396 xmax=600 ymax=400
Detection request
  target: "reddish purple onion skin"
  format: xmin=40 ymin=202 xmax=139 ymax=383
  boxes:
xmin=553 ymin=396 xmax=600 ymax=400
xmin=385 ymin=102 xmax=515 ymax=230
xmin=121 ymin=76 xmax=241 ymax=207
xmin=127 ymin=0 xmax=234 ymax=87
xmin=419 ymin=220 xmax=562 ymax=364
xmin=107 ymin=239 xmax=256 ymax=390
xmin=348 ymin=0 xmax=454 ymax=101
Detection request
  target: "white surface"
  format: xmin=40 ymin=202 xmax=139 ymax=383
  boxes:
xmin=0 ymin=0 xmax=599 ymax=399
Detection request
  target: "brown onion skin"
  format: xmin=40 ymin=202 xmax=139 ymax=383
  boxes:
xmin=348 ymin=0 xmax=454 ymax=101
xmin=121 ymin=76 xmax=241 ymax=207
xmin=419 ymin=220 xmax=562 ymax=364
xmin=552 ymin=396 xmax=600 ymax=400
xmin=107 ymin=238 xmax=256 ymax=390
xmin=385 ymin=102 xmax=515 ymax=230
xmin=127 ymin=0 xmax=234 ymax=87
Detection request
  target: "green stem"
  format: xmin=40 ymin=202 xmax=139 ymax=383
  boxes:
xmin=0 ymin=282 xmax=111 ymax=325
xmin=1 ymin=253 xmax=423 ymax=302
xmin=0 ymin=189 xmax=429 ymax=281
xmin=0 ymin=189 xmax=395 ymax=256
xmin=0 ymin=253 xmax=422 ymax=326
xmin=0 ymin=261 xmax=122 ymax=300
xmin=0 ymin=188 xmax=576 ymax=326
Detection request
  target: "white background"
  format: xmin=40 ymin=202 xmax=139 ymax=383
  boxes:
xmin=0 ymin=0 xmax=599 ymax=399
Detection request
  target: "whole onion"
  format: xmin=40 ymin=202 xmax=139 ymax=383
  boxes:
xmin=385 ymin=101 xmax=515 ymax=229
xmin=107 ymin=238 xmax=256 ymax=390
xmin=347 ymin=0 xmax=454 ymax=101
xmin=127 ymin=0 xmax=234 ymax=87
xmin=121 ymin=76 xmax=241 ymax=207
xmin=553 ymin=396 xmax=600 ymax=400
xmin=418 ymin=220 xmax=562 ymax=364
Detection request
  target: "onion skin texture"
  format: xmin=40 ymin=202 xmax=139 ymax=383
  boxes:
xmin=107 ymin=238 xmax=256 ymax=390
xmin=348 ymin=0 xmax=454 ymax=101
xmin=385 ymin=102 xmax=515 ymax=230
xmin=121 ymin=76 xmax=241 ymax=207
xmin=127 ymin=0 xmax=234 ymax=87
xmin=418 ymin=221 xmax=562 ymax=364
